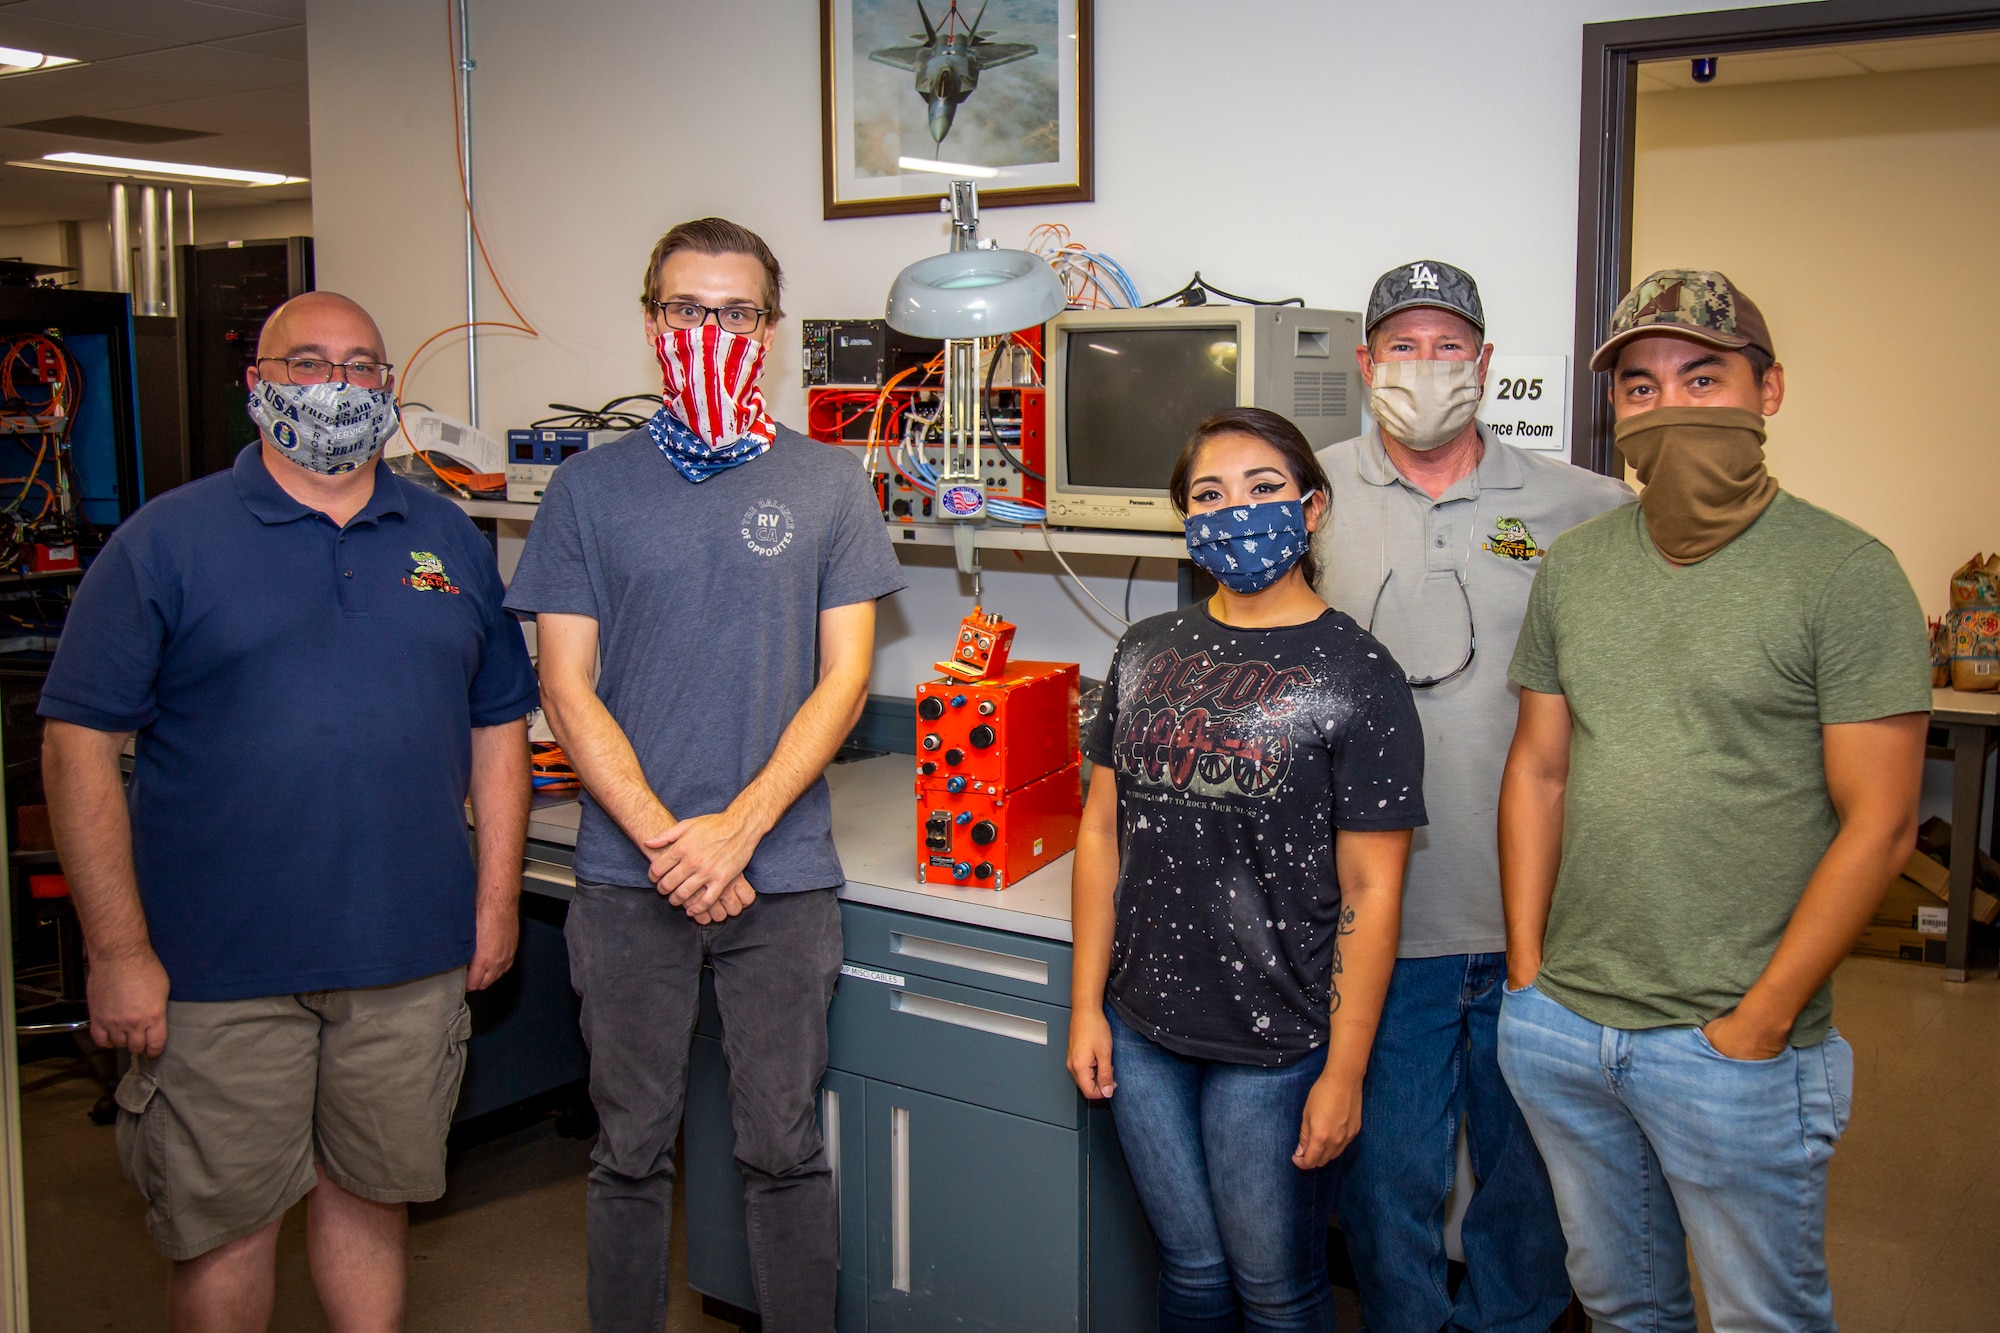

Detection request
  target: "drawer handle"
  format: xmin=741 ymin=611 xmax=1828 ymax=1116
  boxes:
xmin=822 ymin=1087 xmax=842 ymax=1271
xmin=892 ymin=932 xmax=1050 ymax=986
xmin=523 ymin=860 xmax=576 ymax=889
xmin=891 ymin=1105 xmax=911 ymax=1293
xmin=890 ymin=991 xmax=1048 ymax=1046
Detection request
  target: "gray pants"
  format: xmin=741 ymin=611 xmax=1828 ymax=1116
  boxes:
xmin=567 ymin=882 xmax=842 ymax=1333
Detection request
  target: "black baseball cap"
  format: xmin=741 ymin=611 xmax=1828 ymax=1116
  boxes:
xmin=1366 ymin=260 xmax=1485 ymax=336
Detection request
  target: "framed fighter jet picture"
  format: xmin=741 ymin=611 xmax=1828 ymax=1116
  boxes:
xmin=821 ymin=0 xmax=1094 ymax=217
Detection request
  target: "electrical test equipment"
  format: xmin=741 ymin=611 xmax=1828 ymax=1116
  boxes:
xmin=913 ymin=608 xmax=1081 ymax=889
xmin=805 ymin=327 xmax=1046 ymax=527
xmin=505 ymin=427 xmax=621 ymax=503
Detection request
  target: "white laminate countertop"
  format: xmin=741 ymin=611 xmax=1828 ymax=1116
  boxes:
xmin=524 ymin=754 xmax=1078 ymax=943
xmin=1932 ymin=686 xmax=2000 ymax=726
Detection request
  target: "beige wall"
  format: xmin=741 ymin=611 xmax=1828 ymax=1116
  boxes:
xmin=1635 ymin=63 xmax=2000 ymax=617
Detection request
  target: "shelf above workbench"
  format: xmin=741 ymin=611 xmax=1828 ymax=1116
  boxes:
xmin=451 ymin=497 xmax=1190 ymax=560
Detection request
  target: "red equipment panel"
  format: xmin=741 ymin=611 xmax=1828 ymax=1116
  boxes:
xmin=917 ymin=759 xmax=1081 ymax=890
xmin=915 ymin=660 xmax=1078 ymax=793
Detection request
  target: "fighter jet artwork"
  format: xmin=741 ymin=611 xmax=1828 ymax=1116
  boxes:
xmin=869 ymin=0 xmax=1038 ymax=151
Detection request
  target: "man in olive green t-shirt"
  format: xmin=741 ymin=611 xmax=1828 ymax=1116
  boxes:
xmin=1494 ymin=270 xmax=1930 ymax=1333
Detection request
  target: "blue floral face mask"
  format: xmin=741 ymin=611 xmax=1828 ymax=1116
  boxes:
xmin=1183 ymin=493 xmax=1317 ymax=594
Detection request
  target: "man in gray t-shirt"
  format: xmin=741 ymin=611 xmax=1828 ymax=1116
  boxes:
xmin=1309 ymin=261 xmax=1628 ymax=1331
xmin=504 ymin=218 xmax=903 ymax=1333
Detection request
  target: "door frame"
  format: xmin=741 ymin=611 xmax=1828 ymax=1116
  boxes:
xmin=1572 ymin=0 xmax=2000 ymax=475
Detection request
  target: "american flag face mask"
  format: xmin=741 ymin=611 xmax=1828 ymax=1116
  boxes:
xmin=655 ymin=324 xmax=777 ymax=453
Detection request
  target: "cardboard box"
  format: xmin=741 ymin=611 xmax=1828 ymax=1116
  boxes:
xmin=1852 ymin=919 xmax=1947 ymax=965
xmin=1899 ymin=847 xmax=2000 ymax=926
xmin=1875 ymin=874 xmax=1940 ymax=928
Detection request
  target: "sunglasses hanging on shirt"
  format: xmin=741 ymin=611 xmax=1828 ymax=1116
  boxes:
xmin=1365 ymin=566 xmax=1477 ymax=689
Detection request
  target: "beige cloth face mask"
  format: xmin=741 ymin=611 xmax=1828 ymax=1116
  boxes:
xmin=1368 ymin=359 xmax=1483 ymax=451
xmin=1615 ymin=405 xmax=1778 ymax=563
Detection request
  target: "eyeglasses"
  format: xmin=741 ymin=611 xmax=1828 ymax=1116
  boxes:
xmin=1366 ymin=567 xmax=1477 ymax=689
xmin=646 ymin=300 xmax=770 ymax=335
xmin=256 ymin=356 xmax=394 ymax=389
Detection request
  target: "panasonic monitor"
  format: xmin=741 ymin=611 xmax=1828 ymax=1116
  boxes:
xmin=1043 ymin=305 xmax=1364 ymax=533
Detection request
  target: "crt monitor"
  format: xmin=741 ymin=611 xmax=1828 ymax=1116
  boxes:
xmin=1042 ymin=305 xmax=1363 ymax=533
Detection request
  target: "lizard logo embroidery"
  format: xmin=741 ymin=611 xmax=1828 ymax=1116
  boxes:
xmin=1483 ymin=517 xmax=1544 ymax=561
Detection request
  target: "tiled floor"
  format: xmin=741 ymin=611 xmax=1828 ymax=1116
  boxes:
xmin=18 ymin=956 xmax=1999 ymax=1331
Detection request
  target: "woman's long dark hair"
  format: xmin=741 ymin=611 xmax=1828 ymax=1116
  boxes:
xmin=1168 ymin=407 xmax=1331 ymax=588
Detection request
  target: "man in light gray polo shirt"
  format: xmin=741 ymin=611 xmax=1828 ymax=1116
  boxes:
xmin=1314 ymin=261 xmax=1628 ymax=1333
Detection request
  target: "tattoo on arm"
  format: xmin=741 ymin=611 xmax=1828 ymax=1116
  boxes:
xmin=1329 ymin=902 xmax=1356 ymax=1014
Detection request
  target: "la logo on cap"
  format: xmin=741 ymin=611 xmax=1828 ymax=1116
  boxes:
xmin=1409 ymin=263 xmax=1441 ymax=291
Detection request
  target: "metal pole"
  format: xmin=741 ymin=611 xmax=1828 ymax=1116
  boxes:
xmin=138 ymin=184 xmax=160 ymax=314
xmin=184 ymin=187 xmax=195 ymax=250
xmin=107 ymin=181 xmax=130 ymax=295
xmin=458 ymin=0 xmax=478 ymax=427
xmin=163 ymin=186 xmax=177 ymax=316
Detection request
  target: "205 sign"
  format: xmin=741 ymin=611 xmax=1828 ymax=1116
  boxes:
xmin=1476 ymin=354 xmax=1569 ymax=453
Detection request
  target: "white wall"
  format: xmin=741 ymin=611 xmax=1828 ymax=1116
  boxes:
xmin=307 ymin=0 xmax=1772 ymax=692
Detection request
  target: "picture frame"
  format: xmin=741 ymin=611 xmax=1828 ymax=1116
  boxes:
xmin=820 ymin=0 xmax=1094 ymax=219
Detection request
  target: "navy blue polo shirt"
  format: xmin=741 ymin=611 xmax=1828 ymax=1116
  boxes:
xmin=40 ymin=444 xmax=538 ymax=1002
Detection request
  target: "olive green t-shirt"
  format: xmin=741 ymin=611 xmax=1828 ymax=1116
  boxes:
xmin=1508 ymin=492 xmax=1931 ymax=1045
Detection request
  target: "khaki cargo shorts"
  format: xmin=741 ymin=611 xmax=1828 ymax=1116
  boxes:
xmin=113 ymin=968 xmax=471 ymax=1260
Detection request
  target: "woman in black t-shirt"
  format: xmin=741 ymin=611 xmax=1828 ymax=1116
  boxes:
xmin=1067 ymin=408 xmax=1425 ymax=1332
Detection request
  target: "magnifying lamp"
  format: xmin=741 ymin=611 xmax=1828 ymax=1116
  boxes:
xmin=884 ymin=181 xmax=1065 ymax=550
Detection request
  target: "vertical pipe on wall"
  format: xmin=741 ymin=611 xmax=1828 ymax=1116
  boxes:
xmin=184 ymin=188 xmax=195 ymax=252
xmin=108 ymin=181 xmax=130 ymax=295
xmin=163 ymin=187 xmax=178 ymax=316
xmin=138 ymin=184 xmax=161 ymax=315
xmin=458 ymin=0 xmax=478 ymax=427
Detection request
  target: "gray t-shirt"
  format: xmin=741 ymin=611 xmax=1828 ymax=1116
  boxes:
xmin=1312 ymin=426 xmax=1630 ymax=957
xmin=503 ymin=425 xmax=905 ymax=890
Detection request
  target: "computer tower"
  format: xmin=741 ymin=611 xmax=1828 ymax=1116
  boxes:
xmin=177 ymin=237 xmax=314 ymax=480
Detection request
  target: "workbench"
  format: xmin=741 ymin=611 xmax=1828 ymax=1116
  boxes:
xmin=514 ymin=754 xmax=1158 ymax=1332
xmin=1931 ymin=688 xmax=2000 ymax=982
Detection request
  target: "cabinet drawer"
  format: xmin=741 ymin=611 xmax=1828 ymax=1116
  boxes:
xmin=830 ymin=969 xmax=1078 ymax=1129
xmin=840 ymin=902 xmax=1072 ymax=1006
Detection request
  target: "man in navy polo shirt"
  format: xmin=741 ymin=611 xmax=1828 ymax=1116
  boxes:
xmin=40 ymin=291 xmax=537 ymax=1331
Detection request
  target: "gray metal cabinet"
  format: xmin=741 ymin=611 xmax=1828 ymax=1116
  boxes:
xmin=684 ymin=902 xmax=1156 ymax=1331
xmin=864 ymin=1081 xmax=1080 ymax=1332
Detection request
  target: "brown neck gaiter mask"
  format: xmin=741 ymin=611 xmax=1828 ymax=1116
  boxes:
xmin=1615 ymin=406 xmax=1777 ymax=563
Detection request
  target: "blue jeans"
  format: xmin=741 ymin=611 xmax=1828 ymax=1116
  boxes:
xmin=1106 ymin=1006 xmax=1339 ymax=1333
xmin=1333 ymin=953 xmax=1569 ymax=1332
xmin=1496 ymin=983 xmax=1853 ymax=1333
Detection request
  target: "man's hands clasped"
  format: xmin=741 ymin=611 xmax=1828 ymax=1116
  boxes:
xmin=644 ymin=805 xmax=764 ymax=924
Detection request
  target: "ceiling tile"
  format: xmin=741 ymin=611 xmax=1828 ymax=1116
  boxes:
xmin=209 ymin=25 xmax=306 ymax=63
xmin=0 ymin=63 xmax=228 ymax=117
xmin=1845 ymin=33 xmax=2000 ymax=74
xmin=122 ymin=86 xmax=308 ymax=135
xmin=101 ymin=44 xmax=309 ymax=91
xmin=0 ymin=14 xmax=162 ymax=61
xmin=8 ymin=114 xmax=217 ymax=143
xmin=191 ymin=0 xmax=306 ymax=19
xmin=0 ymin=0 xmax=295 ymax=44
xmin=1641 ymin=31 xmax=2000 ymax=90
xmin=1640 ymin=49 xmax=1871 ymax=90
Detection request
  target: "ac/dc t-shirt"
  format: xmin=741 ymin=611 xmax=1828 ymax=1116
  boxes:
xmin=1084 ymin=603 xmax=1427 ymax=1066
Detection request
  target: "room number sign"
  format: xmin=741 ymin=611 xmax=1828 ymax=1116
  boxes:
xmin=1478 ymin=354 xmax=1570 ymax=456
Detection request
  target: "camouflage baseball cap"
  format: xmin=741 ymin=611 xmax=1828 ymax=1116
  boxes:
xmin=1590 ymin=269 xmax=1775 ymax=372
xmin=1365 ymin=260 xmax=1484 ymax=336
